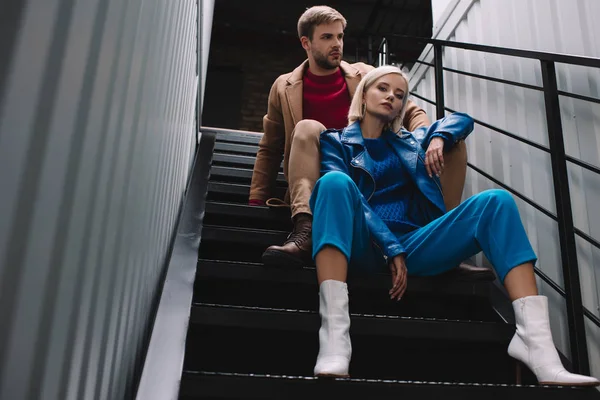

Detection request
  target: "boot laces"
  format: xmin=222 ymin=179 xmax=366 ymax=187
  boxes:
xmin=285 ymin=226 xmax=311 ymax=247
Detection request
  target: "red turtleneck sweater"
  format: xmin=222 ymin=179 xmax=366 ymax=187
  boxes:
xmin=302 ymin=68 xmax=351 ymax=130
xmin=248 ymin=68 xmax=351 ymax=207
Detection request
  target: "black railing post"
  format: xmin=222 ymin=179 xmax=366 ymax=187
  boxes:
xmin=367 ymin=35 xmax=373 ymax=65
xmin=540 ymin=60 xmax=590 ymax=375
xmin=433 ymin=43 xmax=445 ymax=119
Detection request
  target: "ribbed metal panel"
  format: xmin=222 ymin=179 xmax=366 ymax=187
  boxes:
xmin=409 ymin=0 xmax=600 ymax=379
xmin=0 ymin=0 xmax=198 ymax=399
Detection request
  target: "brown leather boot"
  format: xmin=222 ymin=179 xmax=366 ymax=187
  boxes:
xmin=262 ymin=213 xmax=313 ymax=268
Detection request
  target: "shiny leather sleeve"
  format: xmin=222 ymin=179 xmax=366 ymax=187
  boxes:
xmin=320 ymin=131 xmax=406 ymax=259
xmin=412 ymin=112 xmax=474 ymax=151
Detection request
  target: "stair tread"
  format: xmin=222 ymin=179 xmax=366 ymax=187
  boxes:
xmin=199 ymin=229 xmax=496 ymax=285
xmin=180 ymin=371 xmax=598 ymax=399
xmin=214 ymin=142 xmax=259 ymax=156
xmin=212 ymin=153 xmax=283 ymax=170
xmin=205 ymin=201 xmax=291 ymax=221
xmin=202 ymin=225 xmax=288 ymax=245
xmin=202 ymin=126 xmax=263 ymax=145
xmin=209 ymin=166 xmax=285 ymax=183
xmin=196 ymin=259 xmax=491 ymax=296
xmin=190 ymin=302 xmax=513 ymax=342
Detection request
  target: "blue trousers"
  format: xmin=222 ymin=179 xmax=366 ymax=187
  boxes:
xmin=310 ymin=171 xmax=537 ymax=283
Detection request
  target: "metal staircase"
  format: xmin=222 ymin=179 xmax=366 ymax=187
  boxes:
xmin=176 ymin=127 xmax=600 ymax=399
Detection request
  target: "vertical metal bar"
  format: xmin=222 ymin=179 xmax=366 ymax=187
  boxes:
xmin=384 ymin=38 xmax=388 ymax=65
xmin=433 ymin=43 xmax=445 ymax=119
xmin=368 ymin=35 xmax=373 ymax=65
xmin=540 ymin=60 xmax=590 ymax=375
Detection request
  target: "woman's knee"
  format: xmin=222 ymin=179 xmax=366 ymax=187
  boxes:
xmin=314 ymin=171 xmax=357 ymax=195
xmin=485 ymin=189 xmax=515 ymax=203
xmin=292 ymin=119 xmax=326 ymax=144
xmin=476 ymin=189 xmax=518 ymax=212
xmin=310 ymin=172 xmax=361 ymax=221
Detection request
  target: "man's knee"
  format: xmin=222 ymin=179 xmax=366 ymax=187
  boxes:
xmin=291 ymin=119 xmax=326 ymax=145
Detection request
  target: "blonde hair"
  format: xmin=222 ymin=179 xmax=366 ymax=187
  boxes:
xmin=297 ymin=6 xmax=347 ymax=40
xmin=348 ymin=65 xmax=411 ymax=132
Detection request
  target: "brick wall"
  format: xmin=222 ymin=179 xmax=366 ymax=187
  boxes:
xmin=207 ymin=27 xmax=307 ymax=132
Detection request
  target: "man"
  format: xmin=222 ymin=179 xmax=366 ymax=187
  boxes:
xmin=250 ymin=6 xmax=482 ymax=278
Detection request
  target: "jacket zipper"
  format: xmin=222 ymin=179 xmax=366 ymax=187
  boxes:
xmin=352 ymin=162 xmax=376 ymax=201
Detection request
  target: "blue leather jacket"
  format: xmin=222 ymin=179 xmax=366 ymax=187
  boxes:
xmin=319 ymin=112 xmax=474 ymax=258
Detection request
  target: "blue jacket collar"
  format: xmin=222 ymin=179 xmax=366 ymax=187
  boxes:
xmin=340 ymin=121 xmax=365 ymax=145
xmin=341 ymin=121 xmax=400 ymax=145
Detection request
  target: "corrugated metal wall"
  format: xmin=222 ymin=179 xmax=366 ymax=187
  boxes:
xmin=0 ymin=0 xmax=198 ymax=399
xmin=408 ymin=0 xmax=600 ymax=379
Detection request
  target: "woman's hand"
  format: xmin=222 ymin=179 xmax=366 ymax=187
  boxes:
xmin=425 ymin=137 xmax=445 ymax=178
xmin=389 ymin=254 xmax=408 ymax=300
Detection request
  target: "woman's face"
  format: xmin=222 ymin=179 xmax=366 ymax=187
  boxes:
xmin=363 ymin=73 xmax=408 ymax=123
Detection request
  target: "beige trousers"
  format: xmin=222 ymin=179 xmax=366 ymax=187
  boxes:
xmin=284 ymin=119 xmax=468 ymax=218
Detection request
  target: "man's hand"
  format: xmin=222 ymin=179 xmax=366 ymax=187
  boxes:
xmin=389 ymin=255 xmax=408 ymax=300
xmin=425 ymin=137 xmax=445 ymax=178
xmin=249 ymin=199 xmax=266 ymax=206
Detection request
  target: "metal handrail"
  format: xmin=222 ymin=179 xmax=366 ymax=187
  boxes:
xmin=378 ymin=35 xmax=600 ymax=375
xmin=558 ymin=90 xmax=600 ymax=105
xmin=442 ymin=66 xmax=545 ymax=92
xmin=388 ymin=34 xmax=600 ymax=68
xmin=412 ymin=92 xmax=600 ymax=176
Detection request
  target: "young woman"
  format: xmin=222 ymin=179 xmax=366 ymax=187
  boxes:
xmin=309 ymin=65 xmax=599 ymax=386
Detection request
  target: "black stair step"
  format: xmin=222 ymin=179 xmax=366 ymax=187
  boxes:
xmin=212 ymin=153 xmax=258 ymax=168
xmin=199 ymin=226 xmax=290 ymax=263
xmin=179 ymin=371 xmax=599 ymax=400
xmin=205 ymin=201 xmax=290 ymax=221
xmin=184 ymin=323 xmax=520 ymax=384
xmin=194 ymin=260 xmax=499 ymax=321
xmin=199 ymin=225 xmax=287 ymax=263
xmin=198 ymin=226 xmax=499 ymax=280
xmin=214 ymin=142 xmax=258 ymax=156
xmin=202 ymin=225 xmax=288 ymax=246
xmin=196 ymin=259 xmax=490 ymax=297
xmin=212 ymin=153 xmax=284 ymax=170
xmin=204 ymin=202 xmax=291 ymax=230
xmin=202 ymin=126 xmax=263 ymax=145
xmin=209 ymin=166 xmax=286 ymax=185
xmin=206 ymin=182 xmax=287 ymax=204
xmin=185 ymin=305 xmax=522 ymax=383
xmin=190 ymin=303 xmax=513 ymax=343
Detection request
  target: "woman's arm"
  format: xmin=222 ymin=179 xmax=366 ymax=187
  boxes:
xmin=413 ymin=112 xmax=474 ymax=151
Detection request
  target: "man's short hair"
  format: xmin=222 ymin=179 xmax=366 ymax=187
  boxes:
xmin=297 ymin=6 xmax=347 ymax=40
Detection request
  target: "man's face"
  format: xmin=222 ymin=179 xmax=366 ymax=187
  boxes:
xmin=303 ymin=21 xmax=344 ymax=70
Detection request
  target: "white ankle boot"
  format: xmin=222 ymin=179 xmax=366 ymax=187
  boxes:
xmin=314 ymin=280 xmax=352 ymax=377
xmin=508 ymin=295 xmax=599 ymax=386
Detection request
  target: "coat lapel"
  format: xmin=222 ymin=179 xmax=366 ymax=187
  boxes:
xmin=285 ymin=60 xmax=307 ymax=126
xmin=285 ymin=83 xmax=303 ymax=126
xmin=340 ymin=61 xmax=363 ymax=98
